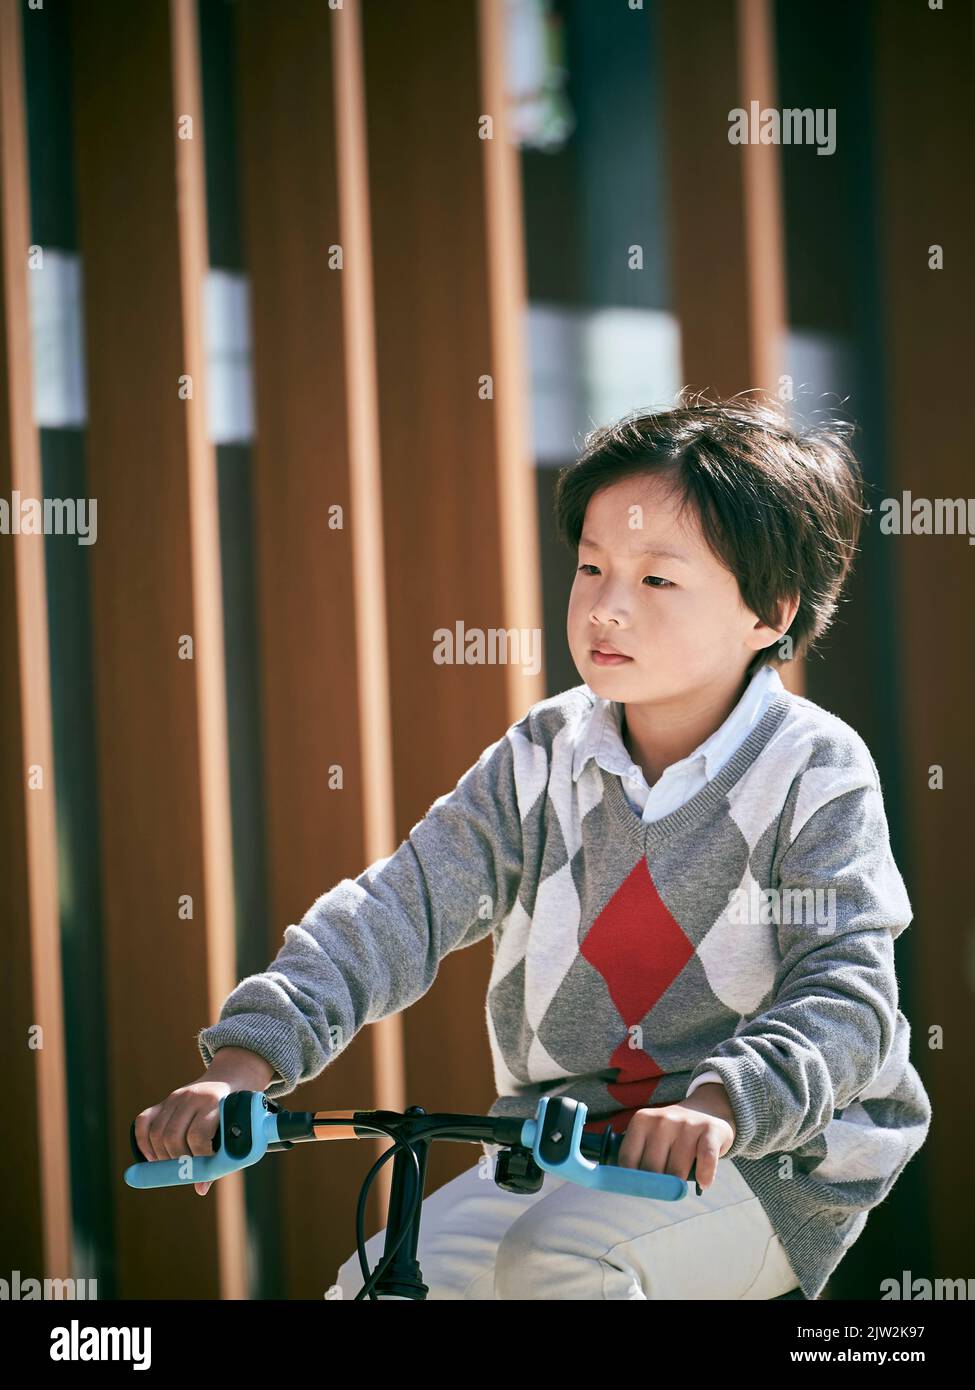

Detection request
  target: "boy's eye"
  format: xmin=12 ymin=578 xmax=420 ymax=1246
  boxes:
xmin=577 ymin=564 xmax=673 ymax=589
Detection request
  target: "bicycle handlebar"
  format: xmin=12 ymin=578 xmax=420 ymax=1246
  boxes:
xmin=125 ymin=1092 xmax=699 ymax=1201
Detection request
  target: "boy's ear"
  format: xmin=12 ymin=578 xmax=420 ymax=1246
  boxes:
xmin=777 ymin=593 xmax=801 ymax=636
xmin=749 ymin=593 xmax=800 ymax=651
xmin=765 ymin=592 xmax=800 ymax=638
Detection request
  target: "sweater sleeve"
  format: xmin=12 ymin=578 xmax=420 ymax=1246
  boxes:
xmin=687 ymin=771 xmax=911 ymax=1161
xmin=196 ymin=717 xmax=529 ymax=1099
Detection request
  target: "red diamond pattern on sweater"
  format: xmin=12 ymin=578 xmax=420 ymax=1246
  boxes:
xmin=580 ymin=857 xmax=694 ymax=1135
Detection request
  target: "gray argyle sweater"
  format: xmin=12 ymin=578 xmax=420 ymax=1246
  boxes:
xmin=198 ymin=682 xmax=932 ymax=1300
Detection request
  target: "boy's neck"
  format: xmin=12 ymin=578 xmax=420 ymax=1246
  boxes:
xmin=621 ymin=669 xmax=752 ymax=788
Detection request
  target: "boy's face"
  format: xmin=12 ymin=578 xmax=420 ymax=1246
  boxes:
xmin=567 ymin=472 xmax=777 ymax=704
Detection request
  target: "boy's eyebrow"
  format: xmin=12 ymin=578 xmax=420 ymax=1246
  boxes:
xmin=579 ymin=534 xmax=692 ymax=565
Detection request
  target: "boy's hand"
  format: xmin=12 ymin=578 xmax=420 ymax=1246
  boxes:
xmin=134 ymin=1048 xmax=275 ymax=1197
xmin=617 ymin=1084 xmax=736 ymax=1191
xmin=134 ymin=1077 xmax=231 ymax=1196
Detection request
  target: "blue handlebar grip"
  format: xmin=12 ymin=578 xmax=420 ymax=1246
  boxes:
xmin=521 ymin=1097 xmax=690 ymax=1202
xmin=124 ymin=1091 xmax=280 ymax=1189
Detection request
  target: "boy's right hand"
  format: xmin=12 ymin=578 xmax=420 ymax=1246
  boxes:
xmin=134 ymin=1050 xmax=275 ymax=1196
xmin=134 ymin=1076 xmax=232 ymax=1196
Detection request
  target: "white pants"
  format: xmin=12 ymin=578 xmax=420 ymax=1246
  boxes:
xmin=334 ymin=1151 xmax=801 ymax=1300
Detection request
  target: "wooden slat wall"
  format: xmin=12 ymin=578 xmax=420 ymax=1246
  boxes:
xmin=658 ymin=0 xmax=802 ymax=698
xmin=0 ymin=0 xmax=71 ymax=1282
xmin=872 ymin=0 xmax=973 ymax=1278
xmin=234 ymin=0 xmax=540 ymax=1297
xmin=70 ymin=0 xmax=241 ymax=1297
xmin=234 ymin=0 xmax=393 ymax=1298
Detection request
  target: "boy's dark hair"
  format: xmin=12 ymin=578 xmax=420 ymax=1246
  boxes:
xmin=553 ymin=388 xmax=871 ymax=679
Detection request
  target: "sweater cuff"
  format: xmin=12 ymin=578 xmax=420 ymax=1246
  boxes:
xmin=196 ymin=1014 xmax=303 ymax=1100
xmin=685 ymin=1070 xmax=723 ymax=1098
xmin=687 ymin=1052 xmax=770 ymax=1159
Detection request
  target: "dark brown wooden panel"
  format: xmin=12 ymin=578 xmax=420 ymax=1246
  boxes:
xmin=872 ymin=0 xmax=974 ymax=1280
xmin=69 ymin=0 xmax=239 ymax=1297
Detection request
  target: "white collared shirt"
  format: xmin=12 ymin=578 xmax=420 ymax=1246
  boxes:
xmin=572 ymin=662 xmax=784 ymax=824
xmin=570 ymin=661 xmax=784 ymax=1098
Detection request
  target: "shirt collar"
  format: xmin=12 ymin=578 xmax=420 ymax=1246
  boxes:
xmin=571 ymin=662 xmax=784 ymax=785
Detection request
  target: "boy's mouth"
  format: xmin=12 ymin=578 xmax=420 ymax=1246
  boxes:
xmin=590 ymin=648 xmax=633 ymax=666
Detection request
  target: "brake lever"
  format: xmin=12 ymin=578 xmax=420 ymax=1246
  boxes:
xmin=520 ymin=1096 xmax=693 ymax=1201
xmin=124 ymin=1091 xmax=279 ymax=1189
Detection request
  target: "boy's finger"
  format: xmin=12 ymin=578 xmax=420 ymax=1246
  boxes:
xmin=692 ymin=1137 xmax=721 ymax=1191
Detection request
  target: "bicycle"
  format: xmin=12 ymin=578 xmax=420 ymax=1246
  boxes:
xmin=125 ymin=1090 xmax=806 ymax=1300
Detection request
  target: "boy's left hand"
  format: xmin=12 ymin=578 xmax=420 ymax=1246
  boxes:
xmin=617 ymin=1084 xmax=736 ymax=1192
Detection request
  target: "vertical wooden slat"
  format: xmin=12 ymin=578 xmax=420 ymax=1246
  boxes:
xmin=0 ymin=0 xmax=71 ymax=1282
xmin=659 ymin=0 xmax=786 ymax=397
xmin=170 ymin=0 xmax=242 ymax=1298
xmin=70 ymin=0 xmax=240 ymax=1297
xmin=658 ymin=0 xmax=801 ymax=695
xmin=332 ymin=0 xmax=403 ymax=1135
xmin=872 ymin=0 xmax=974 ymax=1279
xmin=478 ymin=0 xmax=545 ymax=721
xmin=735 ymin=0 xmax=786 ymax=394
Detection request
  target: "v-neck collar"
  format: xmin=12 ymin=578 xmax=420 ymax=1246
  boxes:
xmin=598 ymin=692 xmax=793 ymax=849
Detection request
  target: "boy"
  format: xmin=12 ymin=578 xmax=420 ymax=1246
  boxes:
xmin=137 ymin=392 xmax=931 ymax=1300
